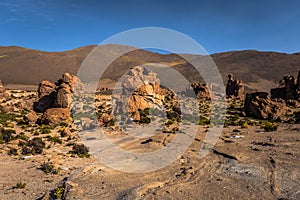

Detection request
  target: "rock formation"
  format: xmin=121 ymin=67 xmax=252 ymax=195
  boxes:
xmin=226 ymin=74 xmax=244 ymax=99
xmin=110 ymin=66 xmax=164 ymax=122
xmin=244 ymin=92 xmax=287 ymax=120
xmin=24 ymin=110 xmax=38 ymax=124
xmin=271 ymin=70 xmax=300 ymax=101
xmin=0 ymin=80 xmax=5 ymax=94
xmin=0 ymin=80 xmax=8 ymax=99
xmin=41 ymin=108 xmax=72 ymax=125
xmin=189 ymin=82 xmax=211 ymax=100
xmin=35 ymin=81 xmax=56 ymax=113
xmin=35 ymin=73 xmax=81 ymax=125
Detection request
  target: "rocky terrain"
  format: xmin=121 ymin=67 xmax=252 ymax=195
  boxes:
xmin=0 ymin=66 xmax=299 ymax=200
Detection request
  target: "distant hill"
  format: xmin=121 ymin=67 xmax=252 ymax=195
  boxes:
xmin=0 ymin=45 xmax=299 ymax=92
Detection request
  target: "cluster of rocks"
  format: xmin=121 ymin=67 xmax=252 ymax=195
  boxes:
xmin=226 ymin=74 xmax=244 ymax=99
xmin=271 ymin=70 xmax=300 ymax=102
xmin=242 ymin=71 xmax=300 ymax=120
xmin=243 ymin=92 xmax=287 ymax=120
xmin=34 ymin=73 xmax=81 ymax=125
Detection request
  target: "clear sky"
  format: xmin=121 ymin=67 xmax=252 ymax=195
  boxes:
xmin=1 ymin=0 xmax=300 ymax=54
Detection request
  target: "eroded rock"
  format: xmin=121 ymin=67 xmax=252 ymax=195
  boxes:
xmin=271 ymin=70 xmax=300 ymax=101
xmin=226 ymin=74 xmax=244 ymax=99
xmin=41 ymin=108 xmax=72 ymax=125
xmin=244 ymin=92 xmax=287 ymax=120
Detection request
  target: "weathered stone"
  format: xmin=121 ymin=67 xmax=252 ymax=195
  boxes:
xmin=226 ymin=74 xmax=244 ymax=99
xmin=41 ymin=108 xmax=72 ymax=125
xmin=115 ymin=66 xmax=164 ymax=122
xmin=98 ymin=113 xmax=114 ymax=126
xmin=0 ymin=80 xmax=5 ymax=94
xmin=35 ymin=73 xmax=81 ymax=115
xmin=192 ymin=82 xmax=211 ymax=100
xmin=62 ymin=72 xmax=73 ymax=83
xmin=38 ymin=80 xmax=56 ymax=99
xmin=244 ymin=92 xmax=287 ymax=120
xmin=55 ymin=85 xmax=72 ymax=108
xmin=24 ymin=110 xmax=38 ymax=123
xmin=34 ymin=80 xmax=56 ymax=112
xmin=271 ymin=70 xmax=300 ymax=101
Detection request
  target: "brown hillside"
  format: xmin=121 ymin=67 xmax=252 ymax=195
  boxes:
xmin=0 ymin=45 xmax=299 ymax=92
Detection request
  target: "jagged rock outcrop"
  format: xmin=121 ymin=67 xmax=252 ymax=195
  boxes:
xmin=271 ymin=70 xmax=300 ymax=101
xmin=244 ymin=92 xmax=287 ymax=120
xmin=226 ymin=74 xmax=244 ymax=99
xmin=35 ymin=73 xmax=81 ymax=125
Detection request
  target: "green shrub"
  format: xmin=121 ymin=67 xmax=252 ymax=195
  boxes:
xmin=260 ymin=122 xmax=278 ymax=132
xmin=69 ymin=144 xmax=90 ymax=158
xmin=39 ymin=162 xmax=60 ymax=174
xmin=241 ymin=122 xmax=249 ymax=129
xmin=46 ymin=136 xmax=62 ymax=144
xmin=13 ymin=182 xmax=26 ymax=189
xmin=13 ymin=132 xmax=29 ymax=141
xmin=0 ymin=128 xmax=16 ymax=143
xmin=21 ymin=137 xmax=45 ymax=155
xmin=52 ymin=186 xmax=65 ymax=199
xmin=8 ymin=148 xmax=18 ymax=156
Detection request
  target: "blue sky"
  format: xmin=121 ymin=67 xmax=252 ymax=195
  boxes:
xmin=1 ymin=0 xmax=300 ymax=54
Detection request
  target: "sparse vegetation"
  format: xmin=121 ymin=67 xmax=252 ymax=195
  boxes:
xmin=22 ymin=137 xmax=45 ymax=155
xmin=52 ymin=186 xmax=65 ymax=199
xmin=46 ymin=136 xmax=62 ymax=144
xmin=13 ymin=182 xmax=26 ymax=189
xmin=260 ymin=121 xmax=278 ymax=132
xmin=39 ymin=162 xmax=60 ymax=174
xmin=69 ymin=144 xmax=90 ymax=158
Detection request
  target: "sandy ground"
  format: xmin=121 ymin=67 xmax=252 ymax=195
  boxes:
xmin=0 ymin=123 xmax=299 ymax=200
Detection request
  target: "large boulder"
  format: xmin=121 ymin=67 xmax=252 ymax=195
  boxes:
xmin=41 ymin=108 xmax=72 ymax=125
xmin=244 ymin=92 xmax=287 ymax=120
xmin=34 ymin=81 xmax=56 ymax=112
xmin=24 ymin=110 xmax=38 ymax=124
xmin=55 ymin=84 xmax=72 ymax=108
xmin=35 ymin=73 xmax=82 ymax=113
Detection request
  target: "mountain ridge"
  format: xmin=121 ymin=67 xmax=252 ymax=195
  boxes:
xmin=0 ymin=45 xmax=299 ymax=92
